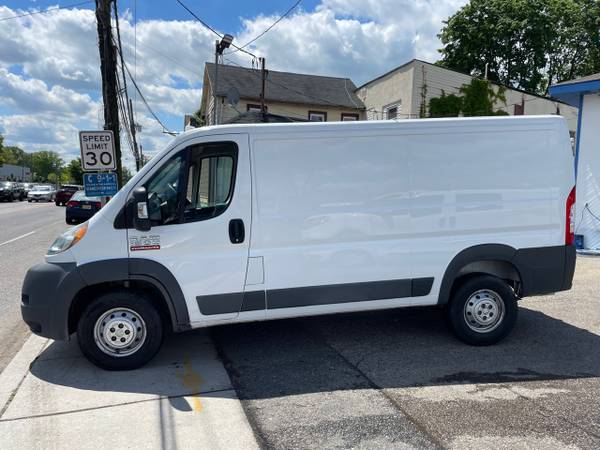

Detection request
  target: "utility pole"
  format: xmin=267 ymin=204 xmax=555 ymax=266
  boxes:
xmin=213 ymin=39 xmax=219 ymax=126
xmin=128 ymin=98 xmax=140 ymax=171
xmin=213 ymin=34 xmax=234 ymax=126
xmin=260 ymin=57 xmax=267 ymax=114
xmin=95 ymin=0 xmax=123 ymax=186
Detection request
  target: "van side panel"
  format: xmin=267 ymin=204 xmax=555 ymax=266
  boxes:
xmin=251 ymin=133 xmax=415 ymax=315
xmin=408 ymin=122 xmax=573 ymax=304
xmin=250 ymin=118 xmax=573 ymax=316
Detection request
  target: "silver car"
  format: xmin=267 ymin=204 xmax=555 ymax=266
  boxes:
xmin=27 ymin=185 xmax=57 ymax=202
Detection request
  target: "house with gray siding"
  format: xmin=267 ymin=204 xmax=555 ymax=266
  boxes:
xmin=356 ymin=59 xmax=579 ymax=133
xmin=199 ymin=63 xmax=365 ymax=125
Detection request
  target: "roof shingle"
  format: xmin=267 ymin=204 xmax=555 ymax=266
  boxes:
xmin=206 ymin=63 xmax=364 ymax=109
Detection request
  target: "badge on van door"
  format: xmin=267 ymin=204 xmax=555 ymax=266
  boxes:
xmin=130 ymin=235 xmax=161 ymax=251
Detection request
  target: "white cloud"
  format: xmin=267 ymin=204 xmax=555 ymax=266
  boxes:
xmin=0 ymin=69 xmax=97 ymax=117
xmin=0 ymin=1 xmax=466 ymax=164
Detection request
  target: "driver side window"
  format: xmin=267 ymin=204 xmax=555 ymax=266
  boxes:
xmin=145 ymin=152 xmax=185 ymax=226
xmin=142 ymin=141 xmax=237 ymax=227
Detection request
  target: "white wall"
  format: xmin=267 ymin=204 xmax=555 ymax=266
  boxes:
xmin=576 ymin=94 xmax=600 ymax=250
xmin=356 ymin=64 xmax=416 ymax=119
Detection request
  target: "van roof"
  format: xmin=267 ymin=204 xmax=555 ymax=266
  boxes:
xmin=175 ymin=115 xmax=565 ymax=144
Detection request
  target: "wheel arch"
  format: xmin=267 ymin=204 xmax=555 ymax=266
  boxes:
xmin=68 ymin=259 xmax=191 ymax=336
xmin=438 ymin=244 xmax=523 ymax=305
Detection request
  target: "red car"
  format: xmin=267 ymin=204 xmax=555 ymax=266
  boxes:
xmin=55 ymin=185 xmax=82 ymax=206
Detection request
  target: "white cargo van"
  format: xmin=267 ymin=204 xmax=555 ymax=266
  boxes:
xmin=22 ymin=116 xmax=576 ymax=370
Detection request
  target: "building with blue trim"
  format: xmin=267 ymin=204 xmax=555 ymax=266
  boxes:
xmin=550 ymin=73 xmax=600 ymax=250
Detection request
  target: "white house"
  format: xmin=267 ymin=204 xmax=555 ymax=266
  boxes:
xmin=356 ymin=59 xmax=579 ymax=133
xmin=550 ymin=73 xmax=600 ymax=251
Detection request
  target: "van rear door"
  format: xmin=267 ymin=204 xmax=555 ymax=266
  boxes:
xmin=127 ymin=133 xmax=252 ymax=323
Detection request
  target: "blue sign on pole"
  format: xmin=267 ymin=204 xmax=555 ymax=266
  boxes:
xmin=83 ymin=172 xmax=118 ymax=197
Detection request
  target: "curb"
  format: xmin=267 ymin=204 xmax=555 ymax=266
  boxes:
xmin=0 ymin=334 xmax=48 ymax=418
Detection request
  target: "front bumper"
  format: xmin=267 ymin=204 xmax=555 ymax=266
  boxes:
xmin=21 ymin=262 xmax=85 ymax=341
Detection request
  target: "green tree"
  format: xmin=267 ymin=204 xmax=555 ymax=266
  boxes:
xmin=429 ymin=91 xmax=463 ymax=117
xmin=122 ymin=166 xmax=134 ymax=184
xmin=67 ymin=158 xmax=84 ymax=185
xmin=429 ymin=79 xmax=508 ymax=118
xmin=459 ymin=78 xmax=507 ymax=116
xmin=438 ymin=0 xmax=600 ymax=94
xmin=31 ymin=151 xmax=64 ymax=182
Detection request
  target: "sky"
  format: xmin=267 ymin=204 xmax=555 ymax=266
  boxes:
xmin=0 ymin=0 xmax=467 ymax=169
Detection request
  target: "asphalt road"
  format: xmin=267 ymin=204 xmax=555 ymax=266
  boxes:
xmin=213 ymin=256 xmax=600 ymax=449
xmin=0 ymin=200 xmax=67 ymax=372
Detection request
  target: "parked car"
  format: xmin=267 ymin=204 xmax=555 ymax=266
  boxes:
xmin=27 ymin=185 xmax=56 ymax=202
xmin=21 ymin=116 xmax=576 ymax=370
xmin=20 ymin=183 xmax=34 ymax=198
xmin=0 ymin=181 xmax=25 ymax=201
xmin=65 ymin=191 xmax=102 ymax=224
xmin=55 ymin=184 xmax=82 ymax=206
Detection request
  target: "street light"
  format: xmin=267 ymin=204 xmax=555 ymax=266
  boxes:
xmin=214 ymin=34 xmax=234 ymax=125
xmin=217 ymin=34 xmax=233 ymax=54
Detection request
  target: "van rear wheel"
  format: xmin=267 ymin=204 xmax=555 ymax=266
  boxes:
xmin=77 ymin=290 xmax=164 ymax=370
xmin=447 ymin=275 xmax=518 ymax=346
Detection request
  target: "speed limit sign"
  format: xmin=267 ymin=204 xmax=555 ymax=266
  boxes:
xmin=79 ymin=130 xmax=117 ymax=171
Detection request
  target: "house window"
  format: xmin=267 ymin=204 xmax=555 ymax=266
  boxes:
xmin=341 ymin=113 xmax=359 ymax=121
xmin=386 ymin=106 xmax=398 ymax=120
xmin=308 ymin=110 xmax=327 ymax=122
xmin=247 ymin=104 xmax=266 ymax=112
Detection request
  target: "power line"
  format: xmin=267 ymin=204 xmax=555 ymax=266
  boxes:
xmin=174 ymin=0 xmax=257 ymax=58
xmin=136 ymin=40 xmax=199 ymax=76
xmin=225 ymin=0 xmax=302 ymax=55
xmin=0 ymin=1 xmax=93 ymax=22
xmin=114 ymin=42 xmax=177 ymax=136
xmin=113 ymin=0 xmax=140 ymax=168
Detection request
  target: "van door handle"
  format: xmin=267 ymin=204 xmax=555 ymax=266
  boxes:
xmin=229 ymin=219 xmax=245 ymax=244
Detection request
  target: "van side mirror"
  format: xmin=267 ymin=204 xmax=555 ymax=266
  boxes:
xmin=133 ymin=187 xmax=151 ymax=232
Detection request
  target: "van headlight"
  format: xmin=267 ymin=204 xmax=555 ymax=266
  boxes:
xmin=47 ymin=222 xmax=88 ymax=255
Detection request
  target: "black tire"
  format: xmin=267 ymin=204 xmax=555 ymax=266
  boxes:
xmin=27 ymin=199 xmax=32 ymax=203
xmin=446 ymin=275 xmax=518 ymax=346
xmin=55 ymin=201 xmax=60 ymax=206
xmin=77 ymin=290 xmax=164 ymax=370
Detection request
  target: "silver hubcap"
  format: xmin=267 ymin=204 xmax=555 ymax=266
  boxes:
xmin=464 ymin=289 xmax=505 ymax=333
xmin=94 ymin=308 xmax=147 ymax=357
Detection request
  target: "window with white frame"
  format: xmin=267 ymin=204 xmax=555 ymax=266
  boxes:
xmin=308 ymin=110 xmax=327 ymax=122
xmin=341 ymin=113 xmax=359 ymax=121
xmin=385 ymin=102 xmax=401 ymax=120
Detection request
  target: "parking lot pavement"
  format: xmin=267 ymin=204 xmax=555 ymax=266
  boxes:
xmin=212 ymin=255 xmax=600 ymax=449
xmin=0 ymin=331 xmax=258 ymax=449
xmin=0 ymin=201 xmax=67 ymax=372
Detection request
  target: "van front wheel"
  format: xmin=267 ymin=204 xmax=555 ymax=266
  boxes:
xmin=77 ymin=290 xmax=164 ymax=370
xmin=447 ymin=275 xmax=518 ymax=346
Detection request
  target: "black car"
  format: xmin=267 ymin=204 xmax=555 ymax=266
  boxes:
xmin=0 ymin=181 xmax=25 ymax=201
xmin=66 ymin=191 xmax=102 ymax=224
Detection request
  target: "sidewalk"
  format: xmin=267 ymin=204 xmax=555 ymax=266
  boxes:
xmin=0 ymin=330 xmax=259 ymax=449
